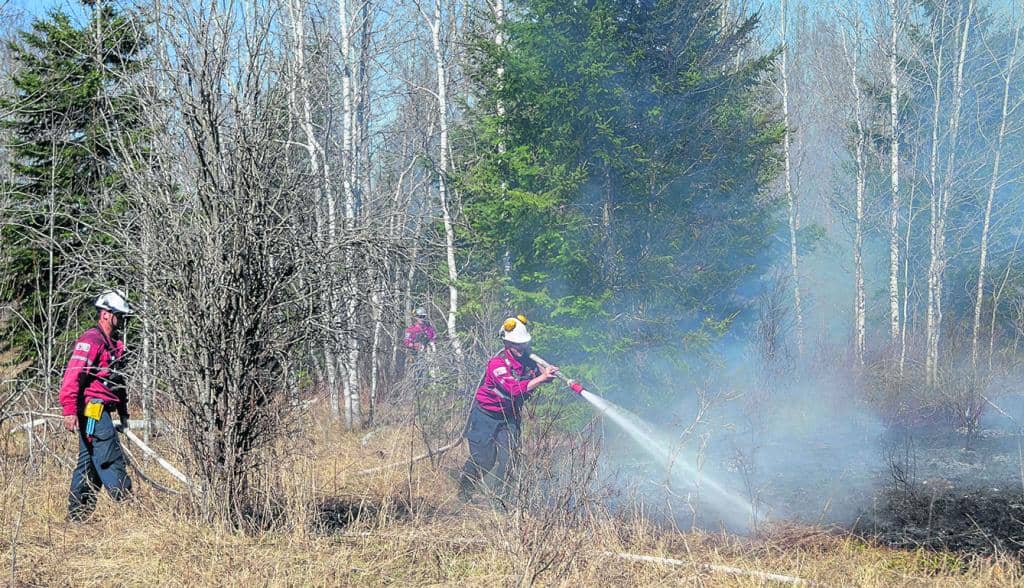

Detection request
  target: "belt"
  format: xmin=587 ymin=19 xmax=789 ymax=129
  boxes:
xmin=475 ymin=400 xmax=518 ymax=421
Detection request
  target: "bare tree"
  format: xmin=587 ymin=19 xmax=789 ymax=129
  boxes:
xmin=925 ymin=0 xmax=975 ymax=385
xmin=779 ymin=0 xmax=804 ymax=357
xmin=887 ymin=0 xmax=903 ymax=362
xmin=119 ymin=0 xmax=313 ymax=526
xmin=415 ymin=0 xmax=463 ymax=358
xmin=971 ymin=13 xmax=1021 ymax=371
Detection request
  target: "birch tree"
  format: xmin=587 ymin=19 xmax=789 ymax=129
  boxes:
xmin=285 ymin=0 xmax=345 ymax=419
xmin=925 ymin=0 xmax=974 ymax=385
xmin=971 ymin=13 xmax=1021 ymax=371
xmin=838 ymin=8 xmax=867 ymax=365
xmin=333 ymin=0 xmax=367 ymax=427
xmin=417 ymin=0 xmax=463 ymax=357
xmin=779 ymin=0 xmax=804 ymax=356
xmin=887 ymin=0 xmax=903 ymax=359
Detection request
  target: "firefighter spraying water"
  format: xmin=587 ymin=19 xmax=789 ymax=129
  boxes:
xmin=454 ymin=314 xmax=757 ymax=527
xmin=457 ymin=315 xmax=559 ymax=502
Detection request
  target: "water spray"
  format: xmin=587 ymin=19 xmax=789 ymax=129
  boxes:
xmin=530 ymin=353 xmax=760 ymax=529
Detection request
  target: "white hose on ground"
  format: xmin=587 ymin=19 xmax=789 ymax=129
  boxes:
xmin=354 ymin=437 xmax=463 ymax=477
xmin=8 ymin=411 xmax=192 ymax=491
xmin=607 ymin=550 xmax=809 ymax=585
xmin=120 ymin=428 xmax=193 ymax=490
xmin=337 ymin=530 xmax=810 ymax=585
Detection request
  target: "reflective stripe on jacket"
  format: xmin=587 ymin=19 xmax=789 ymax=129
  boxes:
xmin=474 ymin=349 xmax=537 ymax=416
xmin=59 ymin=327 xmax=127 ymax=416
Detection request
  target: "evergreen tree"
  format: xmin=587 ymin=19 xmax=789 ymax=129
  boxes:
xmin=0 ymin=2 xmax=148 ymax=358
xmin=459 ymin=0 xmax=782 ymax=410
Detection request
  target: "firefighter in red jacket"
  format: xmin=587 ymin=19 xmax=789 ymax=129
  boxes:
xmin=59 ymin=290 xmax=134 ymax=520
xmin=402 ymin=308 xmax=436 ymax=353
xmin=457 ymin=316 xmax=558 ymax=502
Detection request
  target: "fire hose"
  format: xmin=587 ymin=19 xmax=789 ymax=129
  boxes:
xmin=529 ymin=353 xmax=588 ymax=395
xmin=9 ymin=413 xmax=194 ymax=491
xmin=356 ymin=353 xmax=586 ymax=477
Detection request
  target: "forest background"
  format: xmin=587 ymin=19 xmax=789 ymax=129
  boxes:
xmin=1 ymin=0 xmax=1023 ymax=538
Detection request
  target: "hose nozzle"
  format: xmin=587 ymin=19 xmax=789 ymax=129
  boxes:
xmin=529 ymin=353 xmax=587 ymax=395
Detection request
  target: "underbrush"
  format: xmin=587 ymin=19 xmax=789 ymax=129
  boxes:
xmin=2 ymin=420 xmax=1023 ymax=586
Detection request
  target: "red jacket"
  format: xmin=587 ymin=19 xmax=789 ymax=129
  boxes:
xmin=58 ymin=327 xmax=127 ymax=416
xmin=474 ymin=349 xmax=538 ymax=416
xmin=402 ymin=321 xmax=436 ymax=351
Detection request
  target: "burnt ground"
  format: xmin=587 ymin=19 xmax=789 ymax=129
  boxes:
xmin=858 ymin=426 xmax=1024 ymax=555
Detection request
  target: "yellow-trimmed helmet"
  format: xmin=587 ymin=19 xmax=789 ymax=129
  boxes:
xmin=500 ymin=316 xmax=531 ymax=344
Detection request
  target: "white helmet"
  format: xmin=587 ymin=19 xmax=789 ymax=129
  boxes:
xmin=414 ymin=307 xmax=427 ymax=318
xmin=500 ymin=315 xmax=531 ymax=344
xmin=95 ymin=290 xmax=133 ymax=315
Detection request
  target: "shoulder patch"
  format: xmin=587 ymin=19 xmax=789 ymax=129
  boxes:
xmin=492 ymin=366 xmax=508 ymax=377
xmin=75 ymin=342 xmax=92 ymax=353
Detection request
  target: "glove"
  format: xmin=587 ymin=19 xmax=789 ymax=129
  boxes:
xmin=116 ymin=411 xmax=130 ymax=432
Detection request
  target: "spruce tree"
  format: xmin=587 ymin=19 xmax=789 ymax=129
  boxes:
xmin=0 ymin=2 xmax=147 ymax=359
xmin=459 ymin=0 xmax=783 ymax=409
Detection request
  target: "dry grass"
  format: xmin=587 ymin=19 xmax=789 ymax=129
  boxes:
xmin=2 ymin=417 xmax=1022 ymax=587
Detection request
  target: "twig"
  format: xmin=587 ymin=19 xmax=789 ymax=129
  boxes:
xmin=24 ymin=426 xmax=74 ymax=470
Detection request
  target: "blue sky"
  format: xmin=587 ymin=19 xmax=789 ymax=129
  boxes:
xmin=4 ymin=0 xmax=1017 ymax=31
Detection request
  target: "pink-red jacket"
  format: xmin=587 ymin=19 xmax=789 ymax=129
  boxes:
xmin=475 ymin=349 xmax=538 ymax=416
xmin=403 ymin=321 xmax=436 ymax=351
xmin=58 ymin=327 xmax=127 ymax=416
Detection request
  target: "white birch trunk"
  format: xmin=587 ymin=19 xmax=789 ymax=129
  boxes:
xmin=339 ymin=0 xmax=361 ymax=428
xmin=288 ymin=0 xmax=343 ymax=418
xmin=779 ymin=0 xmax=803 ymax=356
xmin=927 ymin=0 xmax=974 ymax=384
xmin=971 ymin=17 xmax=1019 ymax=370
xmin=841 ymin=18 xmax=867 ymax=365
xmin=899 ymin=181 xmax=916 ymax=376
xmin=888 ymin=0 xmax=902 ymax=354
xmin=924 ymin=6 xmax=948 ymax=385
xmin=428 ymin=0 xmax=463 ymax=357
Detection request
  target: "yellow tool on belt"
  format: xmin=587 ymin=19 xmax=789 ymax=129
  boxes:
xmin=83 ymin=401 xmax=103 ymax=421
xmin=84 ymin=399 xmax=104 ymax=440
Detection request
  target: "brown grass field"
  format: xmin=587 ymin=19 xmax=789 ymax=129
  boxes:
xmin=2 ymin=416 xmax=1022 ymax=587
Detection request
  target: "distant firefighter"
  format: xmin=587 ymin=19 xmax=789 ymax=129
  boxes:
xmin=457 ymin=315 xmax=558 ymax=503
xmin=59 ymin=290 xmax=134 ymax=521
xmin=402 ymin=307 xmax=436 ymax=353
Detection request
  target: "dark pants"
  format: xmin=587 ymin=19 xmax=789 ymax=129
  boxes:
xmin=68 ymin=410 xmax=132 ymax=520
xmin=458 ymin=403 xmax=520 ymax=499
